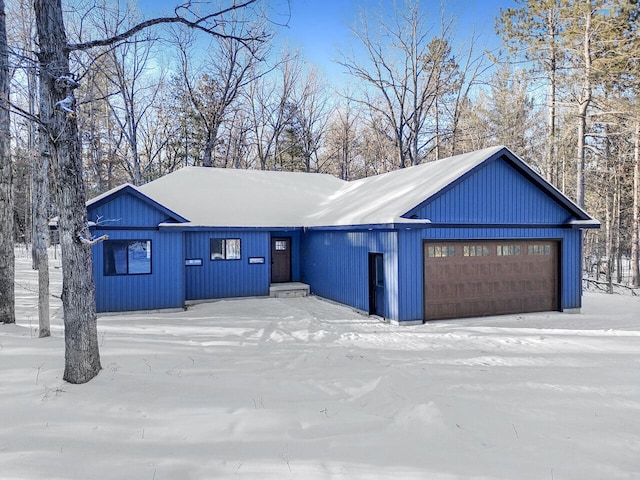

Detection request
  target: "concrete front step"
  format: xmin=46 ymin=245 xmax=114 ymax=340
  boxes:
xmin=269 ymin=282 xmax=310 ymax=298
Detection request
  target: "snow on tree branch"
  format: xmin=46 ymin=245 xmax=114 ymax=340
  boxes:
xmin=54 ymin=96 xmax=75 ymax=114
xmin=55 ymin=75 xmax=80 ymax=90
xmin=77 ymin=233 xmax=109 ymax=247
xmin=90 ymin=215 xmax=122 ymax=227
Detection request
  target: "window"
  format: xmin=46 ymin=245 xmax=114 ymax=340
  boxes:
xmin=210 ymin=238 xmax=241 ymax=260
xmin=104 ymin=240 xmax=151 ymax=275
xmin=274 ymin=240 xmax=287 ymax=251
xmin=375 ymin=255 xmax=384 ymax=287
xmin=427 ymin=245 xmax=456 ymax=258
xmin=497 ymin=245 xmax=521 ymax=256
xmin=528 ymin=244 xmax=551 ymax=255
xmin=463 ymin=245 xmax=489 ymax=257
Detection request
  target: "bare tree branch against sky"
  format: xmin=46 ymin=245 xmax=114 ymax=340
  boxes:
xmin=137 ymin=0 xmax=516 ymax=86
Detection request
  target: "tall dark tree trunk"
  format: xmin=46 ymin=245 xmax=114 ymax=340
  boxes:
xmin=0 ymin=0 xmax=15 ymax=324
xmin=34 ymin=0 xmax=100 ymax=383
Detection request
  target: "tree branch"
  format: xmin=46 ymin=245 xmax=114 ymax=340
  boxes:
xmin=68 ymin=1 xmax=267 ymax=53
xmin=77 ymin=234 xmax=109 ymax=247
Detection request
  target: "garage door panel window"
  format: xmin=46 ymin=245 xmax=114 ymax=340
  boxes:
xmin=497 ymin=245 xmax=521 ymax=256
xmin=463 ymin=245 xmax=489 ymax=257
xmin=427 ymin=245 xmax=456 ymax=258
xmin=528 ymin=244 xmax=551 ymax=255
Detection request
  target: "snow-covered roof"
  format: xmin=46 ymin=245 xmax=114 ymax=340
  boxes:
xmin=138 ymin=167 xmax=346 ymax=228
xmin=98 ymin=145 xmax=594 ymax=229
xmin=307 ymin=145 xmax=505 ymax=226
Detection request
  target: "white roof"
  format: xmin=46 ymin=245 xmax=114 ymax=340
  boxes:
xmin=129 ymin=145 xmax=506 ymax=228
xmin=308 ymin=145 xmax=505 ymax=226
xmin=138 ymin=167 xmax=346 ymax=227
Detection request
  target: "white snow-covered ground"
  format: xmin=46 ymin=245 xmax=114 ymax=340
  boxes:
xmin=1 ymin=248 xmax=639 ymax=480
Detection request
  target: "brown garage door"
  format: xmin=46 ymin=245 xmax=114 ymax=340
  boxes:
xmin=423 ymin=240 xmax=559 ymax=321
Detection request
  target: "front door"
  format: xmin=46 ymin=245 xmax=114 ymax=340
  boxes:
xmin=368 ymin=253 xmax=385 ymax=317
xmin=271 ymin=237 xmax=292 ymax=283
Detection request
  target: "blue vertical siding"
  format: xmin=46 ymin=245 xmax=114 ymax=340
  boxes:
xmin=410 ymin=158 xmax=571 ymax=224
xmin=88 ymin=154 xmax=589 ymax=321
xmin=184 ymin=231 xmax=271 ymax=300
xmin=92 ymin=229 xmax=184 ymax=312
xmin=88 ymin=193 xmax=172 ymax=227
xmin=392 ymin=156 xmax=588 ymax=322
xmin=301 ymin=230 xmax=398 ymax=319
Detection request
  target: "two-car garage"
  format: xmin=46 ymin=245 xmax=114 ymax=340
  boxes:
xmin=423 ymin=240 xmax=559 ymax=321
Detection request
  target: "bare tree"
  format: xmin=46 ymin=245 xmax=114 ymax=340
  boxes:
xmin=0 ymin=0 xmax=14 ymax=324
xmin=338 ymin=0 xmax=459 ymax=167
xmin=175 ymin=9 xmax=268 ymax=168
xmin=31 ymin=0 xmax=272 ymax=384
xmin=247 ymin=48 xmax=300 ymax=170
xmin=324 ymin=95 xmax=363 ymax=180
xmin=5 ymin=0 xmax=51 ymax=334
xmin=103 ymin=33 xmax=163 ymax=185
xmin=295 ymin=67 xmax=329 ymax=172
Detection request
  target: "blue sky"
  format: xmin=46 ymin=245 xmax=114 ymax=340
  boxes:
xmin=282 ymin=0 xmax=515 ymax=85
xmin=138 ymin=0 xmax=516 ymax=85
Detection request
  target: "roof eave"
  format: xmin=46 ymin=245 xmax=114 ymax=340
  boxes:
xmin=566 ymin=219 xmax=601 ymax=229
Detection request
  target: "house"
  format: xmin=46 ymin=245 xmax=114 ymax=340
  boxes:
xmin=87 ymin=145 xmax=599 ymax=324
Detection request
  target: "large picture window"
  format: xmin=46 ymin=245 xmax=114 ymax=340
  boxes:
xmin=104 ymin=240 xmax=151 ymax=275
xmin=210 ymin=238 xmax=241 ymax=260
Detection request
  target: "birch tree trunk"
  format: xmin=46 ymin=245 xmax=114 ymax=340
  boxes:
xmin=0 ymin=0 xmax=15 ymax=325
xmin=34 ymin=0 xmax=100 ymax=383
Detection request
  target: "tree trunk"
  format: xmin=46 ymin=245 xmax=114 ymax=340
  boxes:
xmin=547 ymin=56 xmax=556 ymax=183
xmin=34 ymin=121 xmax=50 ymax=337
xmin=632 ymin=119 xmax=640 ymax=287
xmin=0 ymin=0 xmax=15 ymax=324
xmin=575 ymin=5 xmax=592 ymax=208
xmin=576 ymin=100 xmax=588 ymax=208
xmin=202 ymin=130 xmax=216 ymax=167
xmin=34 ymin=0 xmax=100 ymax=383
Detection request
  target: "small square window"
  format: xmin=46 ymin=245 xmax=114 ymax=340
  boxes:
xmin=275 ymin=240 xmax=287 ymax=251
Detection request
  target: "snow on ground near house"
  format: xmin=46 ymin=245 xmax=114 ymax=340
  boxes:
xmin=1 ymin=249 xmax=640 ymax=480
